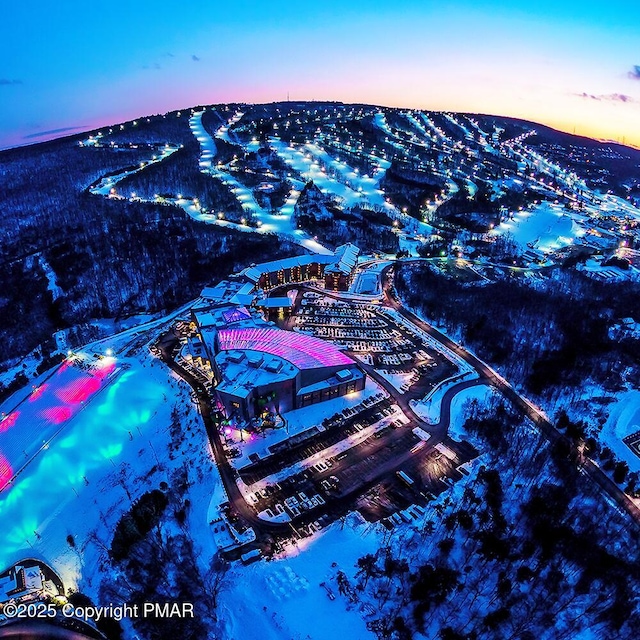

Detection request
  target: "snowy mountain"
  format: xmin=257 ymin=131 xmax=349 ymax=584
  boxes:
xmin=3 ymin=101 xmax=640 ymax=640
xmin=2 ymin=101 xmax=640 ymax=376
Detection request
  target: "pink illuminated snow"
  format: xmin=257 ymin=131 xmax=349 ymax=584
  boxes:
xmin=217 ymin=327 xmax=353 ymax=370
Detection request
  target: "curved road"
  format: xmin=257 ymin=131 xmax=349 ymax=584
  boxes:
xmin=383 ymin=262 xmax=640 ymax=526
xmin=156 ymin=330 xmax=291 ymax=536
xmin=159 ymin=263 xmax=640 ymax=540
xmin=156 ymin=306 xmax=490 ymax=539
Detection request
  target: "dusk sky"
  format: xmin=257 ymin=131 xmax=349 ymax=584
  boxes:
xmin=1 ymin=0 xmax=639 ymax=149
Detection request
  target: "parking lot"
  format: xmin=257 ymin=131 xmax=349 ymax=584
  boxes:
xmin=294 ymin=295 xmax=457 ymax=386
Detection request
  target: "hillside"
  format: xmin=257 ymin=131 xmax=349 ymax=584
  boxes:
xmin=2 ymin=100 xmax=640 ymax=387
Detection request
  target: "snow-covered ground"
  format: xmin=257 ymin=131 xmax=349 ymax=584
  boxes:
xmin=447 ymin=384 xmax=498 ymax=442
xmin=379 ymin=307 xmax=474 ymax=374
xmin=419 ymin=113 xmax=453 ymax=147
xmin=245 ymin=405 xmax=408 ymax=491
xmin=397 ymin=232 xmax=427 ymax=256
xmin=598 ymin=191 xmax=640 ymax=219
xmin=600 ymin=390 xmax=640 ymax=472
xmin=217 ymin=383 xmax=500 ymax=640
xmin=89 ymin=144 xmax=179 ymax=196
xmin=410 ymin=372 xmax=479 ymax=424
xmin=0 ymin=355 xmax=119 ymax=492
xmin=375 ymin=369 xmax=415 ymax=394
xmin=403 ymin=112 xmax=436 ymax=144
xmin=270 ymin=138 xmax=394 ymax=213
xmin=0 ymin=299 xmax=226 ymax=608
xmin=85 ymin=110 xmax=332 ymax=256
xmin=218 ymin=514 xmax=382 ymax=640
xmin=301 ymin=142 xmax=390 ymax=203
xmin=491 ymin=201 xmax=587 ymax=253
xmin=576 ymin=258 xmax=639 ymax=281
xmin=0 ymin=352 xmax=190 ymax=578
xmin=38 ymin=253 xmax=63 ymax=301
xmin=372 ymin=112 xmax=406 ymax=157
xmin=443 ymin=113 xmax=474 ymax=144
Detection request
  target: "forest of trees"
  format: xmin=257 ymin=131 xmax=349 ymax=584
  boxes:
xmin=293 ymin=181 xmax=400 ymax=253
xmin=352 ymin=398 xmax=640 ymax=639
xmin=394 ymin=261 xmax=640 ymax=397
xmin=0 ymin=109 xmax=304 ymax=367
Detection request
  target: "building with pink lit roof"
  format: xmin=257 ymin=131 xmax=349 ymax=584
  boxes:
xmin=212 ymin=325 xmax=365 ymax=421
xmin=189 ymin=246 xmax=365 ymax=422
xmin=191 ymin=303 xmax=365 ymax=422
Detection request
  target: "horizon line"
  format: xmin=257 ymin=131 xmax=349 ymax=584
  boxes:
xmin=2 ymin=100 xmax=639 ymax=154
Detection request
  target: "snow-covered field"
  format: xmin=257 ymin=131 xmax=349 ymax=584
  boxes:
xmin=0 ymin=355 xmax=119 ymax=493
xmin=0 ymin=340 xmax=222 ymax=603
xmin=491 ymin=201 xmax=587 ymax=253
xmin=218 ymin=514 xmax=382 ymax=640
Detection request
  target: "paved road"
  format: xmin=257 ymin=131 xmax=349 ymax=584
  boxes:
xmin=156 ymin=299 xmax=490 ymax=539
xmin=355 ymin=357 xmax=484 ymax=441
xmin=292 ymin=281 xmax=487 ymax=439
xmin=384 ymin=262 xmax=640 ymax=526
xmin=158 ymin=266 xmax=640 ymax=540
xmin=156 ymin=331 xmax=291 ymax=536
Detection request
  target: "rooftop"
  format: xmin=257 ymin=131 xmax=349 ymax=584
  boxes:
xmin=238 ymin=244 xmax=359 ymax=283
xmin=217 ymin=327 xmax=354 ymax=370
xmin=297 ymin=367 xmax=364 ymax=396
xmin=256 ymin=297 xmax=294 ymax=309
xmin=200 ymin=281 xmax=257 ymax=307
xmin=325 ymin=243 xmax=360 ymax=275
xmin=215 ymin=350 xmax=298 ymax=399
xmin=194 ymin=306 xmax=257 ymax=330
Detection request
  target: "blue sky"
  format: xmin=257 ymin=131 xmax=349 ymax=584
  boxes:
xmin=1 ymin=1 xmax=639 ymax=148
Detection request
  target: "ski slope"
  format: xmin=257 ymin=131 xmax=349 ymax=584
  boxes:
xmin=491 ymin=201 xmax=587 ymax=253
xmin=190 ymin=111 xmax=331 ymax=254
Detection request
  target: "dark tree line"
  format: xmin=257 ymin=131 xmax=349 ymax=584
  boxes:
xmin=0 ymin=116 xmax=305 ymax=365
xmin=352 ymin=399 xmax=640 ymax=639
xmin=395 ymin=262 xmax=640 ymax=397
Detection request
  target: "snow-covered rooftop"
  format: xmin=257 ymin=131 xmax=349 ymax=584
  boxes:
xmin=217 ymin=327 xmax=354 ymax=370
xmin=256 ymin=297 xmax=293 ymax=309
xmin=239 ymin=244 xmax=359 ymax=283
xmin=215 ymin=350 xmax=298 ymax=399
xmin=194 ymin=306 xmax=258 ymax=330
xmin=297 ymin=368 xmax=363 ymax=396
xmin=325 ymin=243 xmax=359 ymax=275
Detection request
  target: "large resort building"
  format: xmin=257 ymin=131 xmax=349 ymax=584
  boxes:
xmin=213 ymin=326 xmax=364 ymax=421
xmin=238 ymin=243 xmax=359 ymax=291
xmin=186 ymin=245 xmax=365 ymax=424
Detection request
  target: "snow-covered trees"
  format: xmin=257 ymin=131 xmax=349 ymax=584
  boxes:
xmin=353 ymin=398 xmax=640 ymax=639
